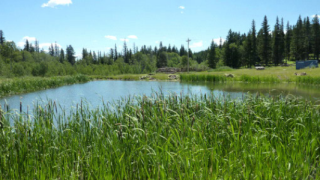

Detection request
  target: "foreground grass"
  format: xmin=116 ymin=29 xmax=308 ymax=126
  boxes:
xmin=0 ymin=74 xmax=90 ymax=97
xmin=0 ymin=93 xmax=320 ymax=179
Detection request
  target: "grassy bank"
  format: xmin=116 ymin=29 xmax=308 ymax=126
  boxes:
xmin=0 ymin=74 xmax=90 ymax=97
xmin=180 ymin=65 xmax=320 ymax=84
xmin=1 ymin=93 xmax=319 ymax=179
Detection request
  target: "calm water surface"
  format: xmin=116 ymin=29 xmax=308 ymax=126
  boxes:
xmin=1 ymin=80 xmax=320 ymax=113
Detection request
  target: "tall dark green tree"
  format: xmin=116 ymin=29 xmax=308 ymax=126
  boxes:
xmin=114 ymin=44 xmax=118 ymax=60
xmin=59 ymin=49 xmax=65 ymax=63
xmin=49 ymin=43 xmax=54 ymax=56
xmin=24 ymin=39 xmax=30 ymax=52
xmin=66 ymin=45 xmax=75 ymax=65
xmin=303 ymin=17 xmax=312 ymax=60
xmin=285 ymin=22 xmax=293 ymax=62
xmin=272 ymin=17 xmax=282 ymax=65
xmin=123 ymin=41 xmax=129 ymax=64
xmin=250 ymin=20 xmax=258 ymax=66
xmin=0 ymin=30 xmax=5 ymax=45
xmin=261 ymin=16 xmax=271 ymax=65
xmin=312 ymin=15 xmax=320 ymax=60
xmin=208 ymin=41 xmax=216 ymax=68
xmin=291 ymin=16 xmax=304 ymax=60
xmin=156 ymin=52 xmax=167 ymax=68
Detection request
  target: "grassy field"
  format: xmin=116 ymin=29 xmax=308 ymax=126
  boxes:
xmin=0 ymin=93 xmax=319 ymax=179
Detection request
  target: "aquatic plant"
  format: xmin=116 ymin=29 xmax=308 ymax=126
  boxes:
xmin=0 ymin=93 xmax=319 ymax=179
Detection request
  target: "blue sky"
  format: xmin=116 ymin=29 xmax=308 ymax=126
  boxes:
xmin=1 ymin=0 xmax=320 ymax=58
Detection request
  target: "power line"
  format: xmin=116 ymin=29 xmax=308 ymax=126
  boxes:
xmin=187 ymin=38 xmax=191 ymax=73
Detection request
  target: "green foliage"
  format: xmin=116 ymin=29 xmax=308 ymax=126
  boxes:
xmin=1 ymin=93 xmax=320 ymax=179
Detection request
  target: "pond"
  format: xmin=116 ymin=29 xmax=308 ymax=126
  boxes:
xmin=1 ymin=80 xmax=320 ymax=114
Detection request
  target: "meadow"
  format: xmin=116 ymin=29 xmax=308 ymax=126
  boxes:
xmin=0 ymin=92 xmax=319 ymax=179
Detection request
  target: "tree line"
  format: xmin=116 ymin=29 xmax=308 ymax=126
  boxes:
xmin=0 ymin=14 xmax=319 ymax=77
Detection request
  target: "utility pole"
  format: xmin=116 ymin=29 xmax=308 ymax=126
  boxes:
xmin=186 ymin=38 xmax=191 ymax=73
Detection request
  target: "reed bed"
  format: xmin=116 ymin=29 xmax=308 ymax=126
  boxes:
xmin=0 ymin=93 xmax=320 ymax=179
xmin=0 ymin=74 xmax=89 ymax=97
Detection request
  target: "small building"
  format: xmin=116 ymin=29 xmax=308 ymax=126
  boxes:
xmin=296 ymin=60 xmax=318 ymax=70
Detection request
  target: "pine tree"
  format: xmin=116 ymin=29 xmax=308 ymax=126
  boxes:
xmin=156 ymin=52 xmax=167 ymax=68
xmin=261 ymin=16 xmax=271 ymax=65
xmin=291 ymin=16 xmax=304 ymax=60
xmin=110 ymin=48 xmax=114 ymax=62
xmin=24 ymin=39 xmax=30 ymax=52
xmin=123 ymin=41 xmax=129 ymax=64
xmin=304 ymin=17 xmax=312 ymax=60
xmin=312 ymin=15 xmax=320 ymax=60
xmin=35 ymin=40 xmax=40 ymax=53
xmin=251 ymin=20 xmax=258 ymax=66
xmin=219 ymin=37 xmax=223 ymax=49
xmin=66 ymin=45 xmax=75 ymax=65
xmin=54 ymin=42 xmax=59 ymax=57
xmin=59 ymin=49 xmax=65 ymax=63
xmin=49 ymin=43 xmax=54 ymax=56
xmin=208 ymin=41 xmax=216 ymax=68
xmin=0 ymin=30 xmax=5 ymax=45
xmin=114 ymin=44 xmax=118 ymax=60
xmin=82 ymin=48 xmax=88 ymax=59
xmin=272 ymin=17 xmax=281 ymax=65
xmin=244 ymin=30 xmax=252 ymax=67
xmin=285 ymin=22 xmax=293 ymax=62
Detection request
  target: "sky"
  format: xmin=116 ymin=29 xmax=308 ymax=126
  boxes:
xmin=1 ymin=0 xmax=320 ymax=58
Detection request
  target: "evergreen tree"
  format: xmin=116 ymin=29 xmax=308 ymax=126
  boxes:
xmin=312 ymin=15 xmax=320 ymax=60
xmin=272 ymin=17 xmax=282 ymax=65
xmin=82 ymin=48 xmax=88 ymax=59
xmin=0 ymin=30 xmax=5 ymax=45
xmin=59 ymin=49 xmax=65 ymax=63
xmin=208 ymin=41 xmax=216 ymax=68
xmin=291 ymin=16 xmax=304 ymax=60
xmin=279 ymin=18 xmax=285 ymax=62
xmin=219 ymin=37 xmax=223 ymax=49
xmin=35 ymin=40 xmax=40 ymax=53
xmin=24 ymin=39 xmax=30 ymax=52
xmin=49 ymin=43 xmax=54 ymax=56
xmin=180 ymin=45 xmax=187 ymax=56
xmin=156 ymin=52 xmax=167 ymax=68
xmin=261 ymin=16 xmax=271 ymax=65
xmin=66 ymin=45 xmax=75 ymax=65
xmin=244 ymin=30 xmax=253 ymax=67
xmin=114 ymin=44 xmax=118 ymax=60
xmin=303 ymin=17 xmax=312 ymax=59
xmin=110 ymin=48 xmax=114 ymax=62
xmin=251 ymin=20 xmax=258 ymax=66
xmin=54 ymin=42 xmax=59 ymax=57
xmin=285 ymin=22 xmax=293 ymax=62
xmin=123 ymin=41 xmax=129 ymax=64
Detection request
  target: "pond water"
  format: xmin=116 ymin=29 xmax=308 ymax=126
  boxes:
xmin=1 ymin=80 xmax=320 ymax=113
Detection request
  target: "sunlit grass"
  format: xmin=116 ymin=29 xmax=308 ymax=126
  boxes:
xmin=0 ymin=92 xmax=319 ymax=179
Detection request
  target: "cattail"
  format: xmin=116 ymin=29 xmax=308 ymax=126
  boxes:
xmin=20 ymin=102 xmax=22 ymax=113
xmin=191 ymin=116 xmax=195 ymax=127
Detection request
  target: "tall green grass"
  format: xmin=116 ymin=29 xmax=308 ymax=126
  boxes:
xmin=0 ymin=93 xmax=320 ymax=179
xmin=296 ymin=76 xmax=320 ymax=85
xmin=180 ymin=74 xmax=227 ymax=82
xmin=0 ymin=74 xmax=89 ymax=97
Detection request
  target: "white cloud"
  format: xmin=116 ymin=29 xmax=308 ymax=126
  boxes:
xmin=106 ymin=47 xmax=112 ymax=50
xmin=128 ymin=35 xmax=138 ymax=39
xmin=190 ymin=41 xmax=203 ymax=48
xmin=22 ymin=36 xmax=37 ymax=42
xmin=213 ymin=38 xmax=226 ymax=46
xmin=179 ymin=6 xmax=185 ymax=9
xmin=120 ymin=38 xmax=129 ymax=42
xmin=312 ymin=14 xmax=320 ymax=18
xmin=155 ymin=41 xmax=159 ymax=44
xmin=42 ymin=0 xmax=72 ymax=8
xmin=105 ymin=35 xmax=117 ymax=40
xmin=17 ymin=42 xmax=25 ymax=48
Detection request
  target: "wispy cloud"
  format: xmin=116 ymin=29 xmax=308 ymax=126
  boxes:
xmin=120 ymin=38 xmax=129 ymax=42
xmin=42 ymin=0 xmax=72 ymax=8
xmin=179 ymin=6 xmax=185 ymax=9
xmin=190 ymin=41 xmax=203 ymax=48
xmin=213 ymin=38 xmax=226 ymax=46
xmin=128 ymin=35 xmax=138 ymax=39
xmin=155 ymin=41 xmax=159 ymax=44
xmin=312 ymin=14 xmax=320 ymax=18
xmin=23 ymin=36 xmax=37 ymax=42
xmin=105 ymin=35 xmax=117 ymax=40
